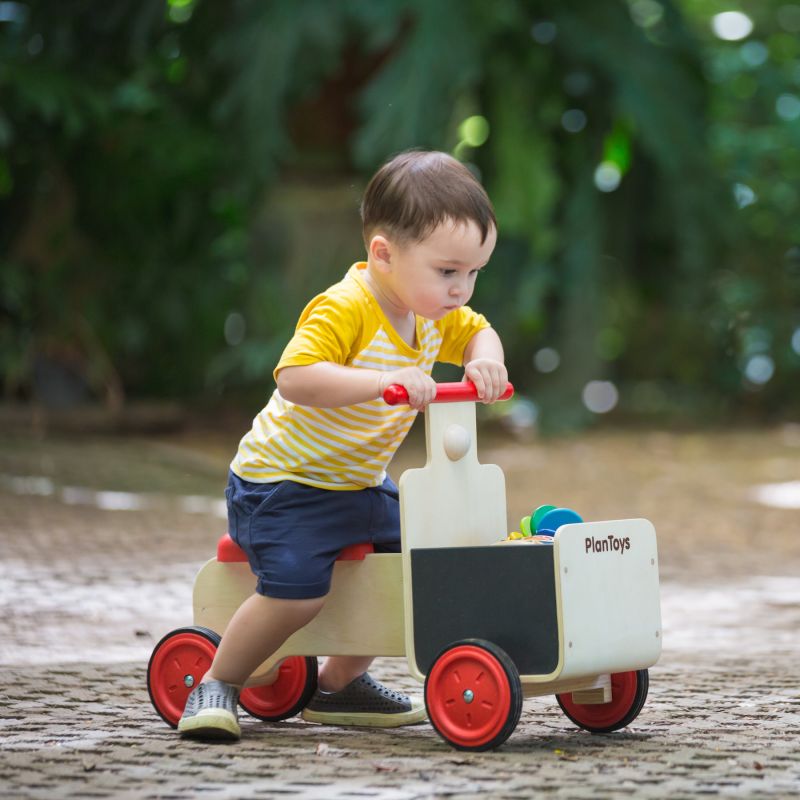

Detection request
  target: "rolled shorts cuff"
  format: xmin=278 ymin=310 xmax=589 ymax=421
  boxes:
xmin=258 ymin=577 xmax=330 ymax=600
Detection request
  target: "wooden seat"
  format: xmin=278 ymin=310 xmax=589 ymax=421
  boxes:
xmin=215 ymin=533 xmax=374 ymax=563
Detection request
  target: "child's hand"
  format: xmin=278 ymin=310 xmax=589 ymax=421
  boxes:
xmin=378 ymin=367 xmax=437 ymax=410
xmin=463 ymin=358 xmax=508 ymax=403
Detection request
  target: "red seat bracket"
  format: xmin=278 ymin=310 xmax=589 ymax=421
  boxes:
xmin=216 ymin=534 xmax=374 ymax=563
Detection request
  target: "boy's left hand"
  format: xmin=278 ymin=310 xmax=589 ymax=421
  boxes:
xmin=463 ymin=358 xmax=508 ymax=404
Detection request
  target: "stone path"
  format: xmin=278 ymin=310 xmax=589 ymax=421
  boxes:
xmin=1 ymin=429 xmax=799 ymax=798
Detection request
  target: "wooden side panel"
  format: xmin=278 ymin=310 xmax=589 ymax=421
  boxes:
xmin=193 ymin=552 xmax=405 ymax=680
xmin=555 ymin=519 xmax=662 ymax=679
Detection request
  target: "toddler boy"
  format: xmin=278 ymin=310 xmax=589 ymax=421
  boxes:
xmin=179 ymin=150 xmax=508 ymax=740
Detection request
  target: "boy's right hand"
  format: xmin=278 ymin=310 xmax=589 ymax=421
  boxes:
xmin=378 ymin=367 xmax=436 ymax=410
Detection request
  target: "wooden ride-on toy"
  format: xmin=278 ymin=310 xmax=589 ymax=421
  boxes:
xmin=147 ymin=381 xmax=661 ymax=751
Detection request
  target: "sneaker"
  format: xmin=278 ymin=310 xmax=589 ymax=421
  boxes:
xmin=177 ymin=679 xmax=241 ymax=741
xmin=301 ymin=672 xmax=427 ymax=728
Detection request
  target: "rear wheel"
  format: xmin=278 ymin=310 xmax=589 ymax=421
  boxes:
xmin=147 ymin=626 xmax=221 ymax=728
xmin=425 ymin=639 xmax=522 ymax=751
xmin=239 ymin=656 xmax=318 ymax=721
xmin=557 ymin=669 xmax=649 ymax=733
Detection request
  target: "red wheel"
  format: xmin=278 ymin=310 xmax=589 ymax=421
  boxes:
xmin=424 ymin=639 xmax=522 ymax=751
xmin=239 ymin=656 xmax=318 ymax=721
xmin=147 ymin=626 xmax=220 ymax=728
xmin=557 ymin=669 xmax=649 ymax=733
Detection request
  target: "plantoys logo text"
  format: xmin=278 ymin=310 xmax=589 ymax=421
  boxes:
xmin=585 ymin=535 xmax=631 ymax=555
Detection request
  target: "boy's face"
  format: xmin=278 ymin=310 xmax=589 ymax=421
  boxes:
xmin=370 ymin=219 xmax=497 ymax=320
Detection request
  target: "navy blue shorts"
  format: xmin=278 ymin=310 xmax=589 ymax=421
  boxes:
xmin=225 ymin=471 xmax=401 ymax=599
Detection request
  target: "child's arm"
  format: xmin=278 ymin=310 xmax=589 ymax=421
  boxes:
xmin=277 ymin=363 xmax=436 ymax=410
xmin=463 ymin=327 xmax=508 ymax=403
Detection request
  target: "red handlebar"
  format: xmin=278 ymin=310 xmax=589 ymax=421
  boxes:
xmin=383 ymin=381 xmax=514 ymax=406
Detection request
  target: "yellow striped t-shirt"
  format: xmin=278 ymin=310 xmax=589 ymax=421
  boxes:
xmin=230 ymin=262 xmax=490 ymax=489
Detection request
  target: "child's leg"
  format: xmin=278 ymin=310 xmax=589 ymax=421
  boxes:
xmin=178 ymin=592 xmax=325 ymax=740
xmin=207 ymin=592 xmax=326 ymax=688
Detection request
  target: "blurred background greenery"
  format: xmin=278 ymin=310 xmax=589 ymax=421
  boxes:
xmin=2 ymin=0 xmax=799 ymax=431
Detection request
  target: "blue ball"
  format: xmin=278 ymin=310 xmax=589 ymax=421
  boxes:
xmin=536 ymin=508 xmax=583 ymax=535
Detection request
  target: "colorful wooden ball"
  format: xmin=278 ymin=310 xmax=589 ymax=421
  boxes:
xmin=536 ymin=507 xmax=583 ymax=534
xmin=532 ymin=504 xmax=556 ymax=532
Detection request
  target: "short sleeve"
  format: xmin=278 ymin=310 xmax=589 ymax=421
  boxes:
xmin=436 ymin=305 xmax=491 ymax=366
xmin=273 ymin=291 xmax=362 ymax=380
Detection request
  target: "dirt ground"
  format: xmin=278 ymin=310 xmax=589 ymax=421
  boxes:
xmin=1 ymin=421 xmax=799 ymax=798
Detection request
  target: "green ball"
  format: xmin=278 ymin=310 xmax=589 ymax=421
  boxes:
xmin=520 ymin=516 xmax=532 ymax=536
xmin=532 ymin=504 xmax=556 ymax=533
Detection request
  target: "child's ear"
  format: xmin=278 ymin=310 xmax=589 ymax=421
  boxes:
xmin=369 ymin=235 xmax=393 ymax=271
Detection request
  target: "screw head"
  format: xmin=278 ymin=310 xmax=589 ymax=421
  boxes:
xmin=183 ymin=675 xmax=195 ymax=688
xmin=463 ymin=689 xmax=474 ymax=704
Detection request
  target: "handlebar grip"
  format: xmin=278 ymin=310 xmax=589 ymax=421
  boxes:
xmin=383 ymin=381 xmax=514 ymax=406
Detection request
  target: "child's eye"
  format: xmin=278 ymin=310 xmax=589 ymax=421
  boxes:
xmin=438 ymin=268 xmax=456 ymax=277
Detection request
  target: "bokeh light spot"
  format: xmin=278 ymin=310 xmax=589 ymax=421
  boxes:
xmin=594 ymin=162 xmax=622 ymax=192
xmin=733 ymin=182 xmax=757 ymax=209
xmin=458 ymin=116 xmax=490 ymax=148
xmin=167 ymin=0 xmax=194 ymax=23
xmin=712 ymin=11 xmax=753 ymax=41
xmin=739 ymin=40 xmax=768 ymax=67
xmin=744 ymin=354 xmax=774 ymax=385
xmin=561 ymin=109 xmax=587 ymax=133
xmin=508 ymin=398 xmax=539 ymax=431
xmin=629 ymin=0 xmax=665 ymax=28
xmin=582 ymin=381 xmax=619 ymax=414
xmin=224 ymin=311 xmax=246 ymax=346
xmin=533 ymin=347 xmax=560 ymax=373
xmin=776 ymin=93 xmax=800 ymax=121
xmin=0 ymin=2 xmax=28 ymax=23
xmin=791 ymin=328 xmax=800 ymax=355
xmin=531 ymin=21 xmax=557 ymax=44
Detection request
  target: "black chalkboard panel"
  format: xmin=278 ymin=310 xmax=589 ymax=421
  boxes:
xmin=411 ymin=545 xmax=559 ymax=676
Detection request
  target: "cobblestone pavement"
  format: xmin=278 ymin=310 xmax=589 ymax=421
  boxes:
xmin=1 ymin=429 xmax=799 ymax=798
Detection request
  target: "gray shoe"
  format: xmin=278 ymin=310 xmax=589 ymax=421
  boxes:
xmin=177 ymin=679 xmax=241 ymax=740
xmin=301 ymin=672 xmax=427 ymax=728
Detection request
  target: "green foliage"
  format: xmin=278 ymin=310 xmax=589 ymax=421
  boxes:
xmin=1 ymin=0 xmax=797 ymax=426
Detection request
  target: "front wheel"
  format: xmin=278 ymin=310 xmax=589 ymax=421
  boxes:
xmin=147 ymin=626 xmax=221 ymax=728
xmin=557 ymin=669 xmax=649 ymax=733
xmin=239 ymin=656 xmax=318 ymax=721
xmin=425 ymin=639 xmax=522 ymax=751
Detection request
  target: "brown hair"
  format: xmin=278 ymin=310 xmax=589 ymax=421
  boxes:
xmin=361 ymin=150 xmax=496 ymax=248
